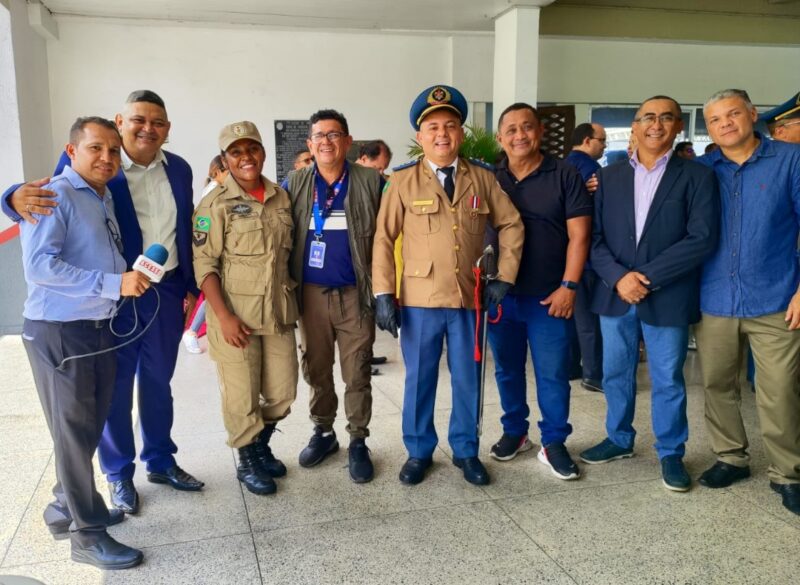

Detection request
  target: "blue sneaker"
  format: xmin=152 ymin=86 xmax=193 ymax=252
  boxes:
xmin=579 ymin=438 xmax=634 ymax=464
xmin=298 ymin=426 xmax=339 ymax=468
xmin=661 ymin=455 xmax=691 ymax=492
xmin=537 ymin=443 xmax=580 ymax=480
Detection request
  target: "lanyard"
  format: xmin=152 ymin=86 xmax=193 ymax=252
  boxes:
xmin=312 ymin=166 xmax=348 ymax=240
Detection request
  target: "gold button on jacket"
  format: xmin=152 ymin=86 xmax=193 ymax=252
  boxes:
xmin=372 ymin=158 xmax=523 ymax=309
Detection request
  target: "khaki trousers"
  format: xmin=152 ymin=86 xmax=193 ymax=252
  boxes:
xmin=695 ymin=312 xmax=800 ymax=483
xmin=299 ymin=284 xmax=374 ymax=438
xmin=208 ymin=327 xmax=298 ymax=449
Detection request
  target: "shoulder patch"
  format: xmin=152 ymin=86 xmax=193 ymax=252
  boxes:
xmin=469 ymin=158 xmax=495 ymax=172
xmin=194 ymin=216 xmax=211 ymax=232
xmin=392 ymin=159 xmax=420 ymax=172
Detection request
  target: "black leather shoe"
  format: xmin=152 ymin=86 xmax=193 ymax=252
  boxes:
xmin=370 ymin=356 xmax=388 ymax=365
xmin=452 ymin=456 xmax=490 ymax=486
xmin=399 ymin=457 xmax=432 ymax=485
xmin=108 ymin=480 xmax=139 ymax=514
xmin=147 ymin=465 xmax=204 ymax=491
xmin=298 ymin=426 xmax=339 ymax=468
xmin=71 ymin=532 xmax=143 ymax=570
xmin=237 ymin=443 xmax=276 ymax=495
xmin=580 ymin=378 xmax=603 ymax=392
xmin=770 ymin=482 xmax=800 ymax=515
xmin=49 ymin=508 xmax=125 ymax=540
xmin=256 ymin=424 xmax=287 ymax=478
xmin=698 ymin=461 xmax=751 ymax=488
xmin=348 ymin=438 xmax=374 ymax=483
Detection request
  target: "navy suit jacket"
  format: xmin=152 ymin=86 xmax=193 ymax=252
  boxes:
xmin=590 ymin=155 xmax=720 ymax=326
xmin=55 ymin=150 xmax=198 ymax=295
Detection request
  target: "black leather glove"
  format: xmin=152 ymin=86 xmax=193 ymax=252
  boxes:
xmin=483 ymin=280 xmax=512 ymax=308
xmin=375 ymin=294 xmax=400 ymax=338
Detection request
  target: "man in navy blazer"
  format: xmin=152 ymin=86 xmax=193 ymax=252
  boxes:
xmin=3 ymin=91 xmax=204 ymax=515
xmin=578 ymin=95 xmax=719 ymax=492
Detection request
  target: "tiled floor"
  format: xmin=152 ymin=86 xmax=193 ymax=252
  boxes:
xmin=0 ymin=332 xmax=798 ymax=585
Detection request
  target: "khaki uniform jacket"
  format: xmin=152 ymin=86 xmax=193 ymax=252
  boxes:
xmin=192 ymin=174 xmax=299 ymax=336
xmin=373 ymin=157 xmax=524 ymax=310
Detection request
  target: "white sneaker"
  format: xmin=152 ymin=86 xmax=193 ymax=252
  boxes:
xmin=182 ymin=331 xmax=202 ymax=354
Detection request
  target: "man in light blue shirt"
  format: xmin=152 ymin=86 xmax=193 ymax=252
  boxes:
xmin=20 ymin=117 xmax=149 ymax=570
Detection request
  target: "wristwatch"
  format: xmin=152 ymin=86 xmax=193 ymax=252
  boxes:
xmin=561 ymin=280 xmax=578 ymax=290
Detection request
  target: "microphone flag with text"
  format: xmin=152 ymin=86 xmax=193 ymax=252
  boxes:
xmin=133 ymin=243 xmax=169 ymax=282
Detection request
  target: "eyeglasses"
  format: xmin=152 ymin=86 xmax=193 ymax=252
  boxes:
xmin=106 ymin=218 xmax=123 ymax=254
xmin=634 ymin=114 xmax=677 ymax=126
xmin=309 ymin=131 xmax=345 ymax=143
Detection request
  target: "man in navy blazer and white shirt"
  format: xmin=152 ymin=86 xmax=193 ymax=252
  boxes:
xmin=578 ymin=95 xmax=720 ymax=492
xmin=3 ymin=90 xmax=204 ymax=515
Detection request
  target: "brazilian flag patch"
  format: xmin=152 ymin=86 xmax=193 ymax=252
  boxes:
xmin=382 ymin=181 xmax=390 ymax=194
xmin=194 ymin=216 xmax=211 ymax=232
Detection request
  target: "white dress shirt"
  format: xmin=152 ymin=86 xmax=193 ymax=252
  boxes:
xmin=121 ymin=149 xmax=179 ymax=271
xmin=427 ymin=157 xmax=459 ymax=189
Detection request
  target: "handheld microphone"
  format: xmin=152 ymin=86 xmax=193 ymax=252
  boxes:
xmin=133 ymin=244 xmax=169 ymax=282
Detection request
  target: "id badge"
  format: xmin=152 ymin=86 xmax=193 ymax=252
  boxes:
xmin=309 ymin=240 xmax=326 ymax=269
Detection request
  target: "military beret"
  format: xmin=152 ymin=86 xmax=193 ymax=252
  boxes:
xmin=409 ymin=85 xmax=468 ymax=130
xmin=759 ymin=91 xmax=800 ymax=124
xmin=219 ymin=121 xmax=263 ymax=151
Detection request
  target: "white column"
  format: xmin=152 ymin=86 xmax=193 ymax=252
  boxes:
xmin=493 ymin=6 xmax=541 ymax=120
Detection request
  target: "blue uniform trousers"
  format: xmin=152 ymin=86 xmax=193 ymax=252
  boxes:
xmin=400 ymin=307 xmax=480 ymax=459
xmin=98 ymin=275 xmax=184 ymax=481
xmin=487 ymin=293 xmax=573 ymax=445
xmin=600 ymin=306 xmax=689 ymax=459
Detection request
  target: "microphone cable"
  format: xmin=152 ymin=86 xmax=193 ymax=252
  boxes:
xmin=56 ymin=286 xmax=161 ymax=371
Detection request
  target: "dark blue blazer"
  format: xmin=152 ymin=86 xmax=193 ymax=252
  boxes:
xmin=590 ymin=155 xmax=720 ymax=326
xmin=52 ymin=150 xmax=198 ymax=296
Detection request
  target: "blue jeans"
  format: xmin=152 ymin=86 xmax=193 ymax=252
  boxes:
xmin=400 ymin=307 xmax=481 ymax=459
xmin=487 ymin=294 xmax=573 ymax=445
xmin=600 ymin=306 xmax=689 ymax=459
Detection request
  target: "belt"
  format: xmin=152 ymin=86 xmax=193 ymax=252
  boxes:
xmin=44 ymin=319 xmax=110 ymax=329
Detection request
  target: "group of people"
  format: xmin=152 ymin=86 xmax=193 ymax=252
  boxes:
xmin=4 ymin=84 xmax=800 ymax=570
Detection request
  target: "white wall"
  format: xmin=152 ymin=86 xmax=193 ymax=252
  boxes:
xmin=538 ymin=37 xmax=800 ymax=108
xmin=46 ymin=18 xmax=452 ymax=198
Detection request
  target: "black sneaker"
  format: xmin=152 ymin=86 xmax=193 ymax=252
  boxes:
xmin=490 ymin=433 xmax=534 ymax=461
xmin=538 ymin=443 xmax=580 ymax=480
xmin=298 ymin=426 xmax=339 ymax=468
xmin=348 ymin=438 xmax=374 ymax=483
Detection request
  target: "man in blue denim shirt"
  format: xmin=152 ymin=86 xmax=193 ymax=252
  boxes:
xmin=695 ymin=89 xmax=800 ymax=516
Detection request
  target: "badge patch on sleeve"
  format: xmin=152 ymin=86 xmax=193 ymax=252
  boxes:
xmin=194 ymin=216 xmax=211 ymax=232
xmin=193 ymin=231 xmax=207 ymax=246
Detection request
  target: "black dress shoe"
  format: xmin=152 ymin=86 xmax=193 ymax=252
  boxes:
xmin=698 ymin=461 xmax=751 ymax=488
xmin=370 ymin=356 xmax=388 ymax=365
xmin=452 ymin=456 xmax=490 ymax=485
xmin=399 ymin=457 xmax=432 ymax=485
xmin=348 ymin=438 xmax=374 ymax=483
xmin=580 ymin=378 xmax=603 ymax=393
xmin=147 ymin=465 xmax=204 ymax=491
xmin=770 ymin=482 xmax=800 ymax=515
xmin=298 ymin=426 xmax=339 ymax=468
xmin=108 ymin=480 xmax=139 ymax=514
xmin=49 ymin=508 xmax=125 ymax=540
xmin=71 ymin=532 xmax=143 ymax=570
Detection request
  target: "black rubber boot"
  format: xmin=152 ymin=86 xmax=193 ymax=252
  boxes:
xmin=256 ymin=424 xmax=287 ymax=478
xmin=237 ymin=443 xmax=277 ymax=495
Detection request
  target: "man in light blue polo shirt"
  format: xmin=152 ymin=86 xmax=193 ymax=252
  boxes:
xmin=20 ymin=117 xmax=150 ymax=569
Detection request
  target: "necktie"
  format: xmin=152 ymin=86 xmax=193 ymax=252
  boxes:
xmin=438 ymin=166 xmax=455 ymax=201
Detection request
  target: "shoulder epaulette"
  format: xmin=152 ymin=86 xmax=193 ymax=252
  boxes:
xmin=468 ymin=158 xmax=495 ymax=172
xmin=392 ymin=159 xmax=420 ymax=172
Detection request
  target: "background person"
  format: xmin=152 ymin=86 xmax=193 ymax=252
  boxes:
xmin=193 ymin=121 xmax=299 ymax=496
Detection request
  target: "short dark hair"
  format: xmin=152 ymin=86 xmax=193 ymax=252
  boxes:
xmin=571 ymin=123 xmax=596 ymax=147
xmin=638 ymin=95 xmax=682 ymax=116
xmin=358 ymin=140 xmax=392 ymax=161
xmin=294 ymin=147 xmax=310 ymax=159
xmin=497 ymin=102 xmax=540 ymax=129
xmin=125 ymin=89 xmax=166 ymax=110
xmin=674 ymin=141 xmax=693 ymax=154
xmin=309 ymin=109 xmax=349 ymax=135
xmin=69 ymin=116 xmax=119 ymax=144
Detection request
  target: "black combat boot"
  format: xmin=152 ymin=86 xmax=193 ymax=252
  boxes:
xmin=237 ymin=443 xmax=276 ymax=495
xmin=256 ymin=424 xmax=287 ymax=478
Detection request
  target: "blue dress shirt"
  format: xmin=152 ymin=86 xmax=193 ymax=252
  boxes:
xmin=20 ymin=166 xmax=125 ymax=321
xmin=697 ymin=134 xmax=800 ymax=317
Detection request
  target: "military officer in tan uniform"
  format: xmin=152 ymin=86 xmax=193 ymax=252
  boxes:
xmin=193 ymin=121 xmax=299 ymax=496
xmin=372 ymin=85 xmax=524 ymax=486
